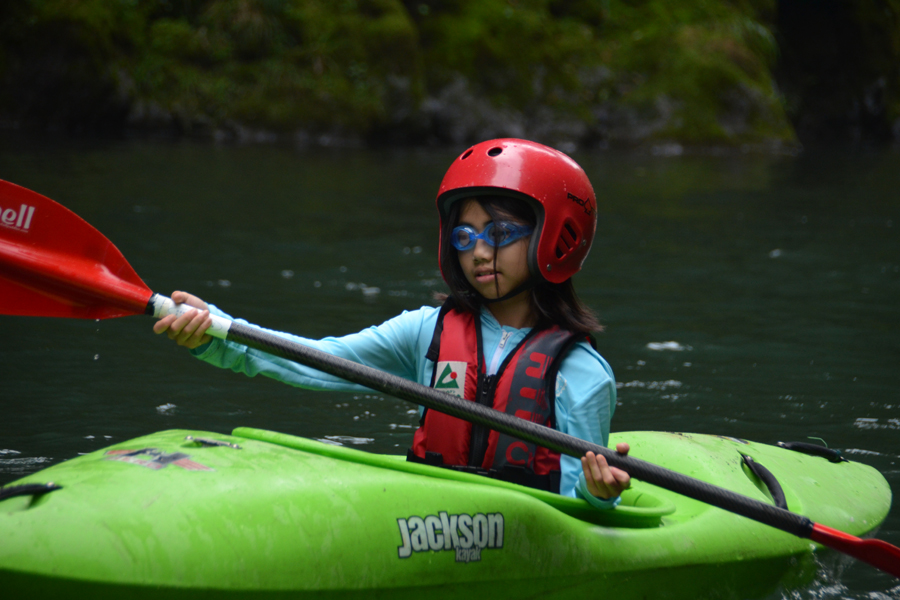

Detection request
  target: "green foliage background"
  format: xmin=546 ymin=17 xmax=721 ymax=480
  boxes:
xmin=0 ymin=0 xmax=897 ymax=146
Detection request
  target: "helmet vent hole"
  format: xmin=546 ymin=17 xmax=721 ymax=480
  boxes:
xmin=461 ymin=149 xmax=473 ymax=160
xmin=487 ymin=147 xmax=503 ymax=157
xmin=555 ymin=223 xmax=579 ymax=258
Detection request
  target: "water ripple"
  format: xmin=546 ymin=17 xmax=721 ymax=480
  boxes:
xmin=617 ymin=380 xmax=683 ymax=390
xmin=319 ymin=435 xmax=374 ymax=446
xmin=0 ymin=456 xmax=54 ymax=477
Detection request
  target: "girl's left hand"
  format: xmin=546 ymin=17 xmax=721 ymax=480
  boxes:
xmin=581 ymin=443 xmax=631 ymax=500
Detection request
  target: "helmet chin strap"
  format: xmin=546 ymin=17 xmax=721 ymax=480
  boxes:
xmin=479 ymin=278 xmax=537 ymax=304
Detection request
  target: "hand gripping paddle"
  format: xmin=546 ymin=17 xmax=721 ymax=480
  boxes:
xmin=0 ymin=179 xmax=898 ymax=578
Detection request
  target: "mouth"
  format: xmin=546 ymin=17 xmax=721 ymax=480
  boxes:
xmin=473 ymin=269 xmax=499 ymax=284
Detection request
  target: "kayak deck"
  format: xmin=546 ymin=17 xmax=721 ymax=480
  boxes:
xmin=0 ymin=429 xmax=892 ymax=599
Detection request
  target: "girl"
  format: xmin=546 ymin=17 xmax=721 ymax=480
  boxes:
xmin=154 ymin=139 xmax=630 ymax=507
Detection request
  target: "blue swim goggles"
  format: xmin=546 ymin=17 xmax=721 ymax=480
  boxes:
xmin=450 ymin=222 xmax=534 ymax=251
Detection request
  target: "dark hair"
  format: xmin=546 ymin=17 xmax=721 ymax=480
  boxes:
xmin=437 ymin=196 xmax=603 ymax=334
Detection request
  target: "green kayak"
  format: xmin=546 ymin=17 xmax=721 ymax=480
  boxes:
xmin=0 ymin=428 xmax=891 ymax=599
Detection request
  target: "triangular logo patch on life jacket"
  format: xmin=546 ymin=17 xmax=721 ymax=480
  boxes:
xmin=434 ymin=361 xmax=467 ymax=397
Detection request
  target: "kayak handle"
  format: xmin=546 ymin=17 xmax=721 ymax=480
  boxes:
xmin=777 ymin=441 xmax=847 ymax=463
xmin=184 ymin=436 xmax=242 ymax=449
xmin=741 ymin=455 xmax=787 ymax=510
xmin=0 ymin=483 xmax=62 ymax=502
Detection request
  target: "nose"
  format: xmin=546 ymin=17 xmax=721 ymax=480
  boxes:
xmin=472 ymin=237 xmax=493 ymax=261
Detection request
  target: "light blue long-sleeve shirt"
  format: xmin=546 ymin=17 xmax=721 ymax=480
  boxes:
xmin=193 ymin=304 xmax=619 ymax=508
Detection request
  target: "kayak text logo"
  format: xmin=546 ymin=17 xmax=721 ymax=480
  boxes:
xmin=434 ymin=361 xmax=467 ymax=398
xmin=105 ymin=448 xmax=213 ymax=471
xmin=396 ymin=511 xmax=504 ymax=563
xmin=0 ymin=203 xmax=36 ymax=232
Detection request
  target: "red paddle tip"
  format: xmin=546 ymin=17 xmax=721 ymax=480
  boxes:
xmin=811 ymin=523 xmax=900 ymax=578
xmin=0 ymin=180 xmax=152 ymax=319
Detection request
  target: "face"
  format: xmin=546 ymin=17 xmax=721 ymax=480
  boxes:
xmin=456 ymin=200 xmax=531 ymax=301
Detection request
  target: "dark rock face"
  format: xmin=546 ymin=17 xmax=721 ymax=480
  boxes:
xmin=774 ymin=0 xmax=900 ymax=144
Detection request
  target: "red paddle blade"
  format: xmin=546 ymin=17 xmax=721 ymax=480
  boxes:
xmin=0 ymin=180 xmax=152 ymax=319
xmin=811 ymin=523 xmax=900 ymax=578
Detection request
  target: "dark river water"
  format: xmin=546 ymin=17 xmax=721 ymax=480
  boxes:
xmin=1 ymin=134 xmax=897 ymax=598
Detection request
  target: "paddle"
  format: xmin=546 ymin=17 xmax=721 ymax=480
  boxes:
xmin=1 ymin=179 xmax=898 ymax=579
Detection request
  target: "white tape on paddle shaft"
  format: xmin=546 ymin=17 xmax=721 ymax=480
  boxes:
xmin=150 ymin=295 xmax=232 ymax=340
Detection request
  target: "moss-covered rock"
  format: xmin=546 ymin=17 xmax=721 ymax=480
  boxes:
xmin=0 ymin=0 xmax=895 ymax=146
xmin=130 ymin=0 xmax=422 ymax=137
xmin=381 ymin=0 xmax=795 ymax=147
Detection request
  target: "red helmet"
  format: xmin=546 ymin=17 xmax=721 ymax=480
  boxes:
xmin=436 ymin=139 xmax=597 ymax=284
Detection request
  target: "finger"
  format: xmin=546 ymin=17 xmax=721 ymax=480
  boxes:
xmin=611 ymin=467 xmax=631 ymax=489
xmin=616 ymin=442 xmax=630 ymax=456
xmin=170 ymin=290 xmax=209 ymax=311
xmin=195 ymin=317 xmax=212 ymax=347
xmin=173 ymin=290 xmax=200 ymax=309
xmin=581 ymin=453 xmax=599 ymax=488
xmin=586 ymin=452 xmax=610 ymax=489
xmin=166 ymin=308 xmax=200 ymax=341
xmin=595 ymin=454 xmax=619 ymax=490
xmin=176 ymin=310 xmax=209 ymax=347
xmin=187 ymin=314 xmax=214 ymax=347
xmin=582 ymin=452 xmax=599 ymax=477
xmin=583 ymin=453 xmax=621 ymax=499
xmin=152 ymin=314 xmax=177 ymax=335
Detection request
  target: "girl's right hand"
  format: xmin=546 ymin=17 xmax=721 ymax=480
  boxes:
xmin=152 ymin=291 xmax=214 ymax=349
xmin=581 ymin=443 xmax=631 ymax=500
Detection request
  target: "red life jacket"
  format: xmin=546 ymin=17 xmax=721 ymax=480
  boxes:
xmin=408 ymin=301 xmax=585 ymax=492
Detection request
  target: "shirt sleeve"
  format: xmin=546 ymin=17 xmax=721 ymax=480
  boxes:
xmin=552 ymin=341 xmax=620 ymax=507
xmin=190 ymin=305 xmax=439 ymax=393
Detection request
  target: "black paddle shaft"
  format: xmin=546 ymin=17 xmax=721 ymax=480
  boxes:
xmin=226 ymin=321 xmax=816 ymax=540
